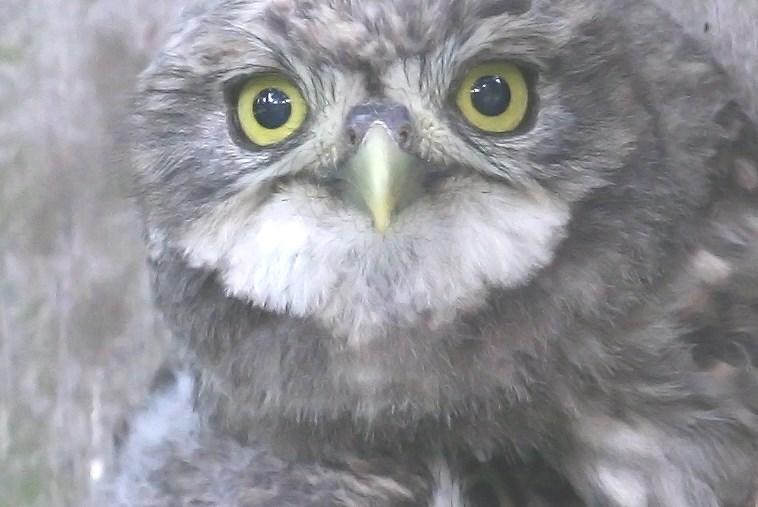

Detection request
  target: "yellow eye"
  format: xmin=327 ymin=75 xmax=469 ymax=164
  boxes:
xmin=456 ymin=62 xmax=529 ymax=133
xmin=236 ymin=74 xmax=307 ymax=146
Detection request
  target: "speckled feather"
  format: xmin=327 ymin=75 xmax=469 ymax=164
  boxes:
xmin=109 ymin=0 xmax=758 ymax=505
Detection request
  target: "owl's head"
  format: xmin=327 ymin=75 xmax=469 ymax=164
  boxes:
xmin=133 ymin=0 xmax=745 ymax=420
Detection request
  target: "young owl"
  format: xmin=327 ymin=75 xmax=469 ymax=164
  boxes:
xmin=110 ymin=0 xmax=758 ymax=505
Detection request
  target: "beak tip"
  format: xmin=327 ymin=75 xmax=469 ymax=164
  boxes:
xmin=371 ymin=211 xmax=392 ymax=233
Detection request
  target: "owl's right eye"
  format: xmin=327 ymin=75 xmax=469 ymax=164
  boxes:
xmin=456 ymin=61 xmax=530 ymax=134
xmin=235 ymin=74 xmax=307 ymax=147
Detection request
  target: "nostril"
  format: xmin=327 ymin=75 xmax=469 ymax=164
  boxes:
xmin=397 ymin=125 xmax=411 ymax=147
xmin=347 ymin=128 xmax=358 ymax=146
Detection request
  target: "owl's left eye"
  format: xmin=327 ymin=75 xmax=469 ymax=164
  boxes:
xmin=456 ymin=61 xmax=530 ymax=133
xmin=235 ymin=74 xmax=307 ymax=147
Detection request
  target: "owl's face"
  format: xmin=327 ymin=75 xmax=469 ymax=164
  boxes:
xmin=135 ymin=0 xmax=732 ymax=416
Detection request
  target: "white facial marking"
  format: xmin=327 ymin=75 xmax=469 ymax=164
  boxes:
xmin=180 ymin=176 xmax=570 ymax=346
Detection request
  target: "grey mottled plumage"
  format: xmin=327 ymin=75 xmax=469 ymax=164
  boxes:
xmin=108 ymin=0 xmax=758 ymax=505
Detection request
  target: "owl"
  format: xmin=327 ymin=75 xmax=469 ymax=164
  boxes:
xmin=109 ymin=0 xmax=758 ymax=505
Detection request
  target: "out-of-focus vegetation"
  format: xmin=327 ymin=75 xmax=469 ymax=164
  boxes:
xmin=0 ymin=1 xmax=183 ymax=505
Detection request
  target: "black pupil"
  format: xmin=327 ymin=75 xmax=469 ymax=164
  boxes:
xmin=466 ymin=482 xmax=502 ymax=507
xmin=470 ymin=75 xmax=511 ymax=117
xmin=253 ymin=88 xmax=292 ymax=129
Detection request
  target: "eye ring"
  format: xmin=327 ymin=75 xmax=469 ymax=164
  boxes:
xmin=456 ymin=61 xmax=529 ymax=133
xmin=235 ymin=74 xmax=307 ymax=147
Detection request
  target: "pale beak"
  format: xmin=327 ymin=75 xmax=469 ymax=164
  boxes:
xmin=346 ymin=124 xmax=416 ymax=232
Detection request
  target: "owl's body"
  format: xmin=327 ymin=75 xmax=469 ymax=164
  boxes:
xmin=110 ymin=0 xmax=758 ymax=505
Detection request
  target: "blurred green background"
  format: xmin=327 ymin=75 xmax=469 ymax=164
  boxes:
xmin=0 ymin=1 xmax=184 ymax=505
